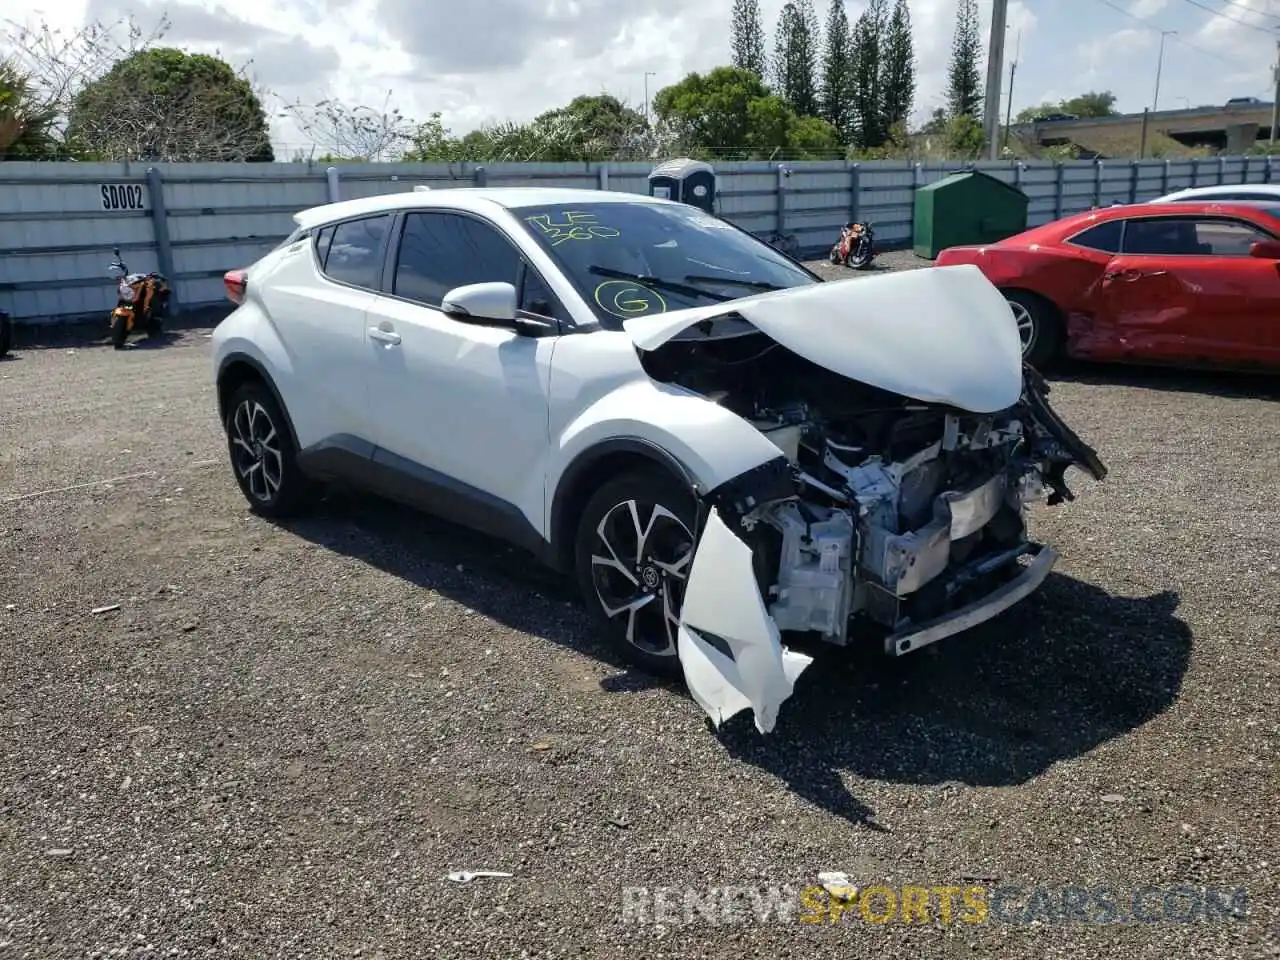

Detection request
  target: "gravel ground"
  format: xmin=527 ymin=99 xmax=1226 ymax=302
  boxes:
xmin=2 ymin=259 xmax=1278 ymax=959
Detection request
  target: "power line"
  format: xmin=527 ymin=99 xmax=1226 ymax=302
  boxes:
xmin=1214 ymin=0 xmax=1280 ymax=25
xmin=1087 ymin=0 xmax=1245 ymax=66
xmin=1175 ymin=0 xmax=1278 ymax=34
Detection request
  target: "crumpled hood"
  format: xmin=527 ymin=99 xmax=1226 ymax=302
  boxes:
xmin=623 ymin=264 xmax=1024 ymax=414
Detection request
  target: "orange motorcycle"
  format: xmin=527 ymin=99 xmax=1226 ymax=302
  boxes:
xmin=828 ymin=220 xmax=876 ymax=270
xmin=108 ymin=247 xmax=170 ymax=349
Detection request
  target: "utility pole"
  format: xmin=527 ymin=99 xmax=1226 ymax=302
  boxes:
xmin=1271 ymin=39 xmax=1280 ymax=145
xmin=983 ymin=0 xmax=1010 ymax=160
xmin=643 ymin=71 xmax=656 ymax=123
xmin=1153 ymin=31 xmax=1175 ymax=112
xmin=1003 ymin=29 xmax=1021 ymax=150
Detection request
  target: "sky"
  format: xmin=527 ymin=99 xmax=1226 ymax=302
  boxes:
xmin=3 ymin=0 xmax=1279 ymax=156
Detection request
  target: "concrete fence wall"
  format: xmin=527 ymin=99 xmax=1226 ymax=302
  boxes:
xmin=1 ymin=154 xmax=1275 ymax=322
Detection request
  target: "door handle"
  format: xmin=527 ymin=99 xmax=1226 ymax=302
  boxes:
xmin=368 ymin=326 xmax=401 ymax=346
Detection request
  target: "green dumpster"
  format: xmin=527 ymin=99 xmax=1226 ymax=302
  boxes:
xmin=913 ymin=170 xmax=1030 ymax=259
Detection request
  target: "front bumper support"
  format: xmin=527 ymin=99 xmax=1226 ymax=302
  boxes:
xmin=884 ymin=544 xmax=1058 ymax=656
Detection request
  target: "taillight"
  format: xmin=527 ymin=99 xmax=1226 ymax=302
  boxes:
xmin=224 ymin=269 xmax=247 ymax=304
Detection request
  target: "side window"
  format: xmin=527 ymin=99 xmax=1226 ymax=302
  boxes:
xmin=1123 ymin=216 xmax=1271 ymax=256
xmin=1067 ymin=220 xmax=1122 ymax=253
xmin=314 ymin=225 xmax=335 ymax=270
xmin=394 ymin=212 xmax=521 ymax=307
xmin=323 ymin=215 xmax=390 ymax=289
xmin=519 ymin=267 xmax=564 ymax=320
xmin=1194 ymin=219 xmax=1273 ymax=256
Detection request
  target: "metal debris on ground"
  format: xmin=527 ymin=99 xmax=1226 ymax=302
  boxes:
xmin=817 ymin=871 xmax=858 ymax=900
xmin=445 ymin=870 xmax=513 ymax=884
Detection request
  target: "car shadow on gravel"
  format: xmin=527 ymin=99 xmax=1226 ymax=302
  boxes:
xmin=1048 ymin=361 xmax=1280 ymax=401
xmin=715 ymin=571 xmax=1191 ymax=826
xmin=276 ymin=492 xmax=1191 ymax=830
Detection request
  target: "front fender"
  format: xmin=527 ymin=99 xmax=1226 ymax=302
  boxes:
xmin=552 ymin=379 xmax=787 ymax=498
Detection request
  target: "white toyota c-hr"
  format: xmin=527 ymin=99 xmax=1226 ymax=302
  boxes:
xmin=211 ymin=187 xmax=1106 ymax=733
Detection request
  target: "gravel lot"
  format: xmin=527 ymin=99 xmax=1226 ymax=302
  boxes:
xmin=2 ymin=255 xmax=1278 ymax=959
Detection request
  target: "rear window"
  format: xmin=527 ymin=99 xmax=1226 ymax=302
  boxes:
xmin=320 ymin=215 xmax=390 ymax=290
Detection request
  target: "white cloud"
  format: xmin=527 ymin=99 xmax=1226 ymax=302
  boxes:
xmin=1129 ymin=0 xmax=1168 ymax=18
xmin=0 ymin=0 xmax=1268 ymax=157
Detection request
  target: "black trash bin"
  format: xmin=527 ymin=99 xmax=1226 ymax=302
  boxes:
xmin=647 ymin=158 xmax=716 ymax=213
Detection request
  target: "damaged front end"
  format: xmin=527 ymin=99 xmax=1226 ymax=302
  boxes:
xmin=629 ymin=273 xmax=1107 ymax=733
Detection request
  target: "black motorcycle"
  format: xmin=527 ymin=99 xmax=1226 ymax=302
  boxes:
xmin=828 ymin=220 xmax=876 ymax=270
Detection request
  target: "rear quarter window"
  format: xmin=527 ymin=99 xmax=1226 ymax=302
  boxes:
xmin=1066 ymin=220 xmax=1123 ymax=253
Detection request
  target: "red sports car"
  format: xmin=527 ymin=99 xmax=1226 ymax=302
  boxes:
xmin=934 ymin=200 xmax=1280 ymax=370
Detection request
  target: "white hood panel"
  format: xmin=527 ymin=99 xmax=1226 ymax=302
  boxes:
xmin=624 ymin=264 xmax=1024 ymax=415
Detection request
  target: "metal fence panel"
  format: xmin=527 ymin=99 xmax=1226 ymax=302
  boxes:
xmin=3 ymin=155 xmax=1277 ymax=322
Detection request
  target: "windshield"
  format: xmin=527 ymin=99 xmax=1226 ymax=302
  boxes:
xmin=511 ymin=201 xmax=819 ymax=327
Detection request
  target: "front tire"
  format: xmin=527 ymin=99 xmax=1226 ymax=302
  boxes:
xmin=573 ymin=469 xmax=698 ymax=676
xmin=225 ymin=381 xmax=309 ymax=517
xmin=110 ymin=312 xmax=131 ymax=350
xmin=1004 ymin=290 xmax=1063 ymax=367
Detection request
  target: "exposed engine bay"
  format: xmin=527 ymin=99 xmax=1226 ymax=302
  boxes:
xmin=640 ymin=327 xmax=1108 ymax=657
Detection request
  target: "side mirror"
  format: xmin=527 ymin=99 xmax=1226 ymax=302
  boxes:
xmin=1249 ymin=239 xmax=1280 ymax=259
xmin=441 ymin=281 xmax=518 ymax=323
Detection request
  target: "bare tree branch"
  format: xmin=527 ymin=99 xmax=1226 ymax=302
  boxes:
xmin=2 ymin=14 xmax=170 ymax=138
xmin=277 ymin=90 xmax=414 ymax=161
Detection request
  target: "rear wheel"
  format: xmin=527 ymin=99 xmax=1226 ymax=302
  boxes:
xmin=1004 ymin=290 xmax=1063 ymax=367
xmin=225 ymin=381 xmax=309 ymax=517
xmin=0 ymin=313 xmax=11 ymax=357
xmin=573 ymin=469 xmax=698 ymax=676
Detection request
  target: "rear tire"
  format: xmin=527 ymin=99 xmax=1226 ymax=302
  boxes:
xmin=1004 ymin=290 xmax=1063 ymax=367
xmin=0 ymin=313 xmax=11 ymax=357
xmin=573 ymin=469 xmax=698 ymax=677
xmin=225 ymin=381 xmax=309 ymax=518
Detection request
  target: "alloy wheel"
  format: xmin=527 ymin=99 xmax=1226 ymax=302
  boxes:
xmin=230 ymin=400 xmax=283 ymax=503
xmin=1009 ymin=299 xmax=1036 ymax=356
xmin=589 ymin=499 xmax=695 ymax=657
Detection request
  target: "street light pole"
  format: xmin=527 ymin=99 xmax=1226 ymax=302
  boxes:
xmin=643 ymin=71 xmax=656 ymax=123
xmin=1153 ymin=31 xmax=1176 ymax=112
xmin=1270 ymin=39 xmax=1280 ymax=145
xmin=1003 ymin=29 xmax=1021 ymax=150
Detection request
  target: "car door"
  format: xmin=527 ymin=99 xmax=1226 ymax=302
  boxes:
xmin=255 ymin=214 xmax=391 ymax=447
xmin=362 ymin=209 xmax=565 ymax=538
xmin=1091 ymin=214 xmax=1280 ymax=364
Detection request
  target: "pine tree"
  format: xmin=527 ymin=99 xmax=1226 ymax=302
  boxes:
xmin=820 ymin=0 xmax=854 ymax=141
xmin=879 ymin=0 xmax=915 ymax=136
xmin=947 ymin=0 xmax=983 ymax=119
xmin=730 ymin=0 xmax=768 ymax=81
xmin=849 ymin=0 xmax=887 ymax=149
xmin=772 ymin=1 xmax=819 ymax=117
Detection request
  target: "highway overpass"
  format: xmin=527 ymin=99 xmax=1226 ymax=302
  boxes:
xmin=1021 ymin=102 xmax=1275 ymax=152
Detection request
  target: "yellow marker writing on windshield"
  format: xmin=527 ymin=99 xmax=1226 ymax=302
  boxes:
xmin=526 ymin=211 xmax=621 ymax=245
xmin=593 ymin=280 xmax=667 ymax=319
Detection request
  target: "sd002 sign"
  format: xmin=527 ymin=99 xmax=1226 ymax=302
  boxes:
xmin=99 ymin=183 xmax=147 ymax=211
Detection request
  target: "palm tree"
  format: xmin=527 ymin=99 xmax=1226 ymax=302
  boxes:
xmin=0 ymin=59 xmax=58 ymax=159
